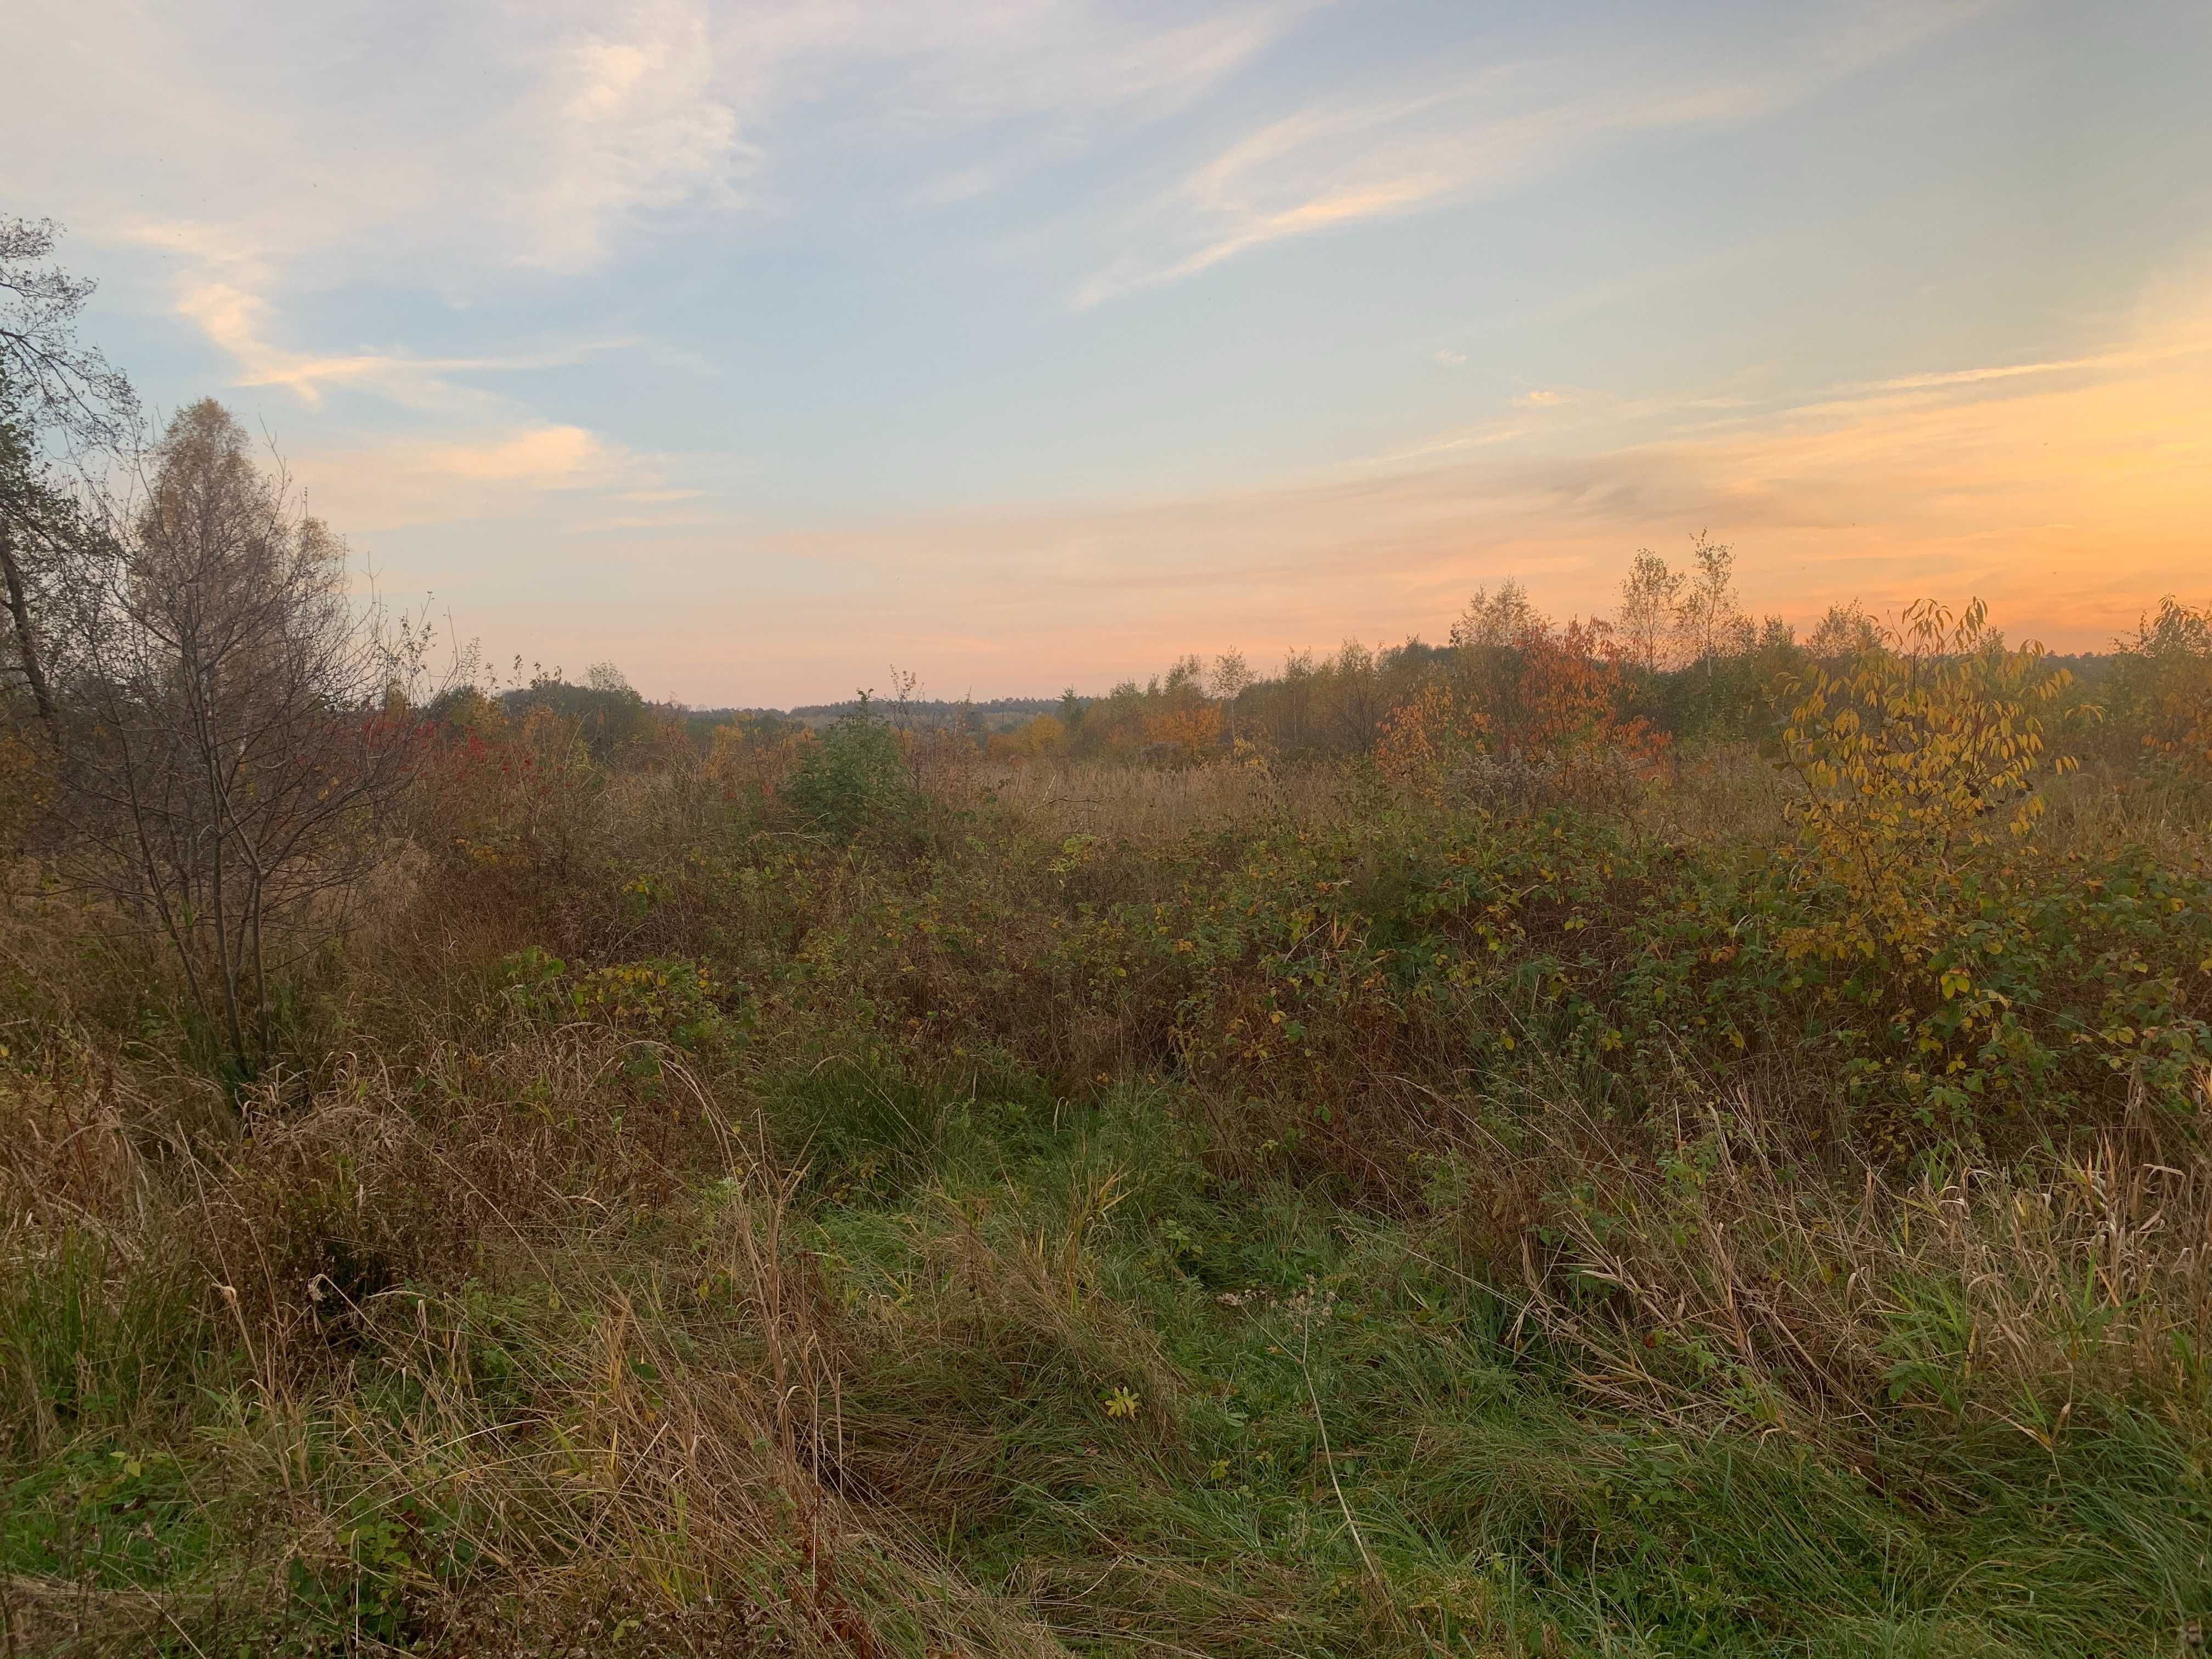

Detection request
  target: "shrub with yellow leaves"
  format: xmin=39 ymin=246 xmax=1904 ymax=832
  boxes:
xmin=1771 ymin=597 xmax=2082 ymax=963
xmin=1754 ymin=599 xmax=2212 ymax=1138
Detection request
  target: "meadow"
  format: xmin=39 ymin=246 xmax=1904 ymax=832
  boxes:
xmin=5 ymin=554 xmax=2211 ymax=1656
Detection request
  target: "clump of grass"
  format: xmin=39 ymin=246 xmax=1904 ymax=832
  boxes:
xmin=1518 ymin=1101 xmax=2212 ymax=1440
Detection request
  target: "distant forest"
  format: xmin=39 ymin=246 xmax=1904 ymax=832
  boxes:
xmin=466 ymin=533 xmax=2169 ymax=777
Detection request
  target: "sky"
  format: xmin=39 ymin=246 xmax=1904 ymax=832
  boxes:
xmin=9 ymin=0 xmax=2211 ymax=706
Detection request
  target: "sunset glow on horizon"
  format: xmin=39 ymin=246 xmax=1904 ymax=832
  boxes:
xmin=10 ymin=0 xmax=2209 ymax=705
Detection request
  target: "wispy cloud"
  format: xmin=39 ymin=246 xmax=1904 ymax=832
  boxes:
xmin=503 ymin=3 xmax=754 ymax=272
xmin=291 ymin=422 xmax=693 ymax=535
xmin=428 ymin=426 xmax=605 ymax=483
xmin=9 ymin=0 xmax=1313 ymax=561
xmin=1076 ymin=2 xmax=1994 ymax=304
xmin=134 ymin=224 xmax=684 ymax=538
xmin=17 ymin=0 xmax=1308 ymax=287
xmin=12 ymin=1 xmax=761 ymax=286
xmin=1841 ymin=337 xmax=2212 ymax=394
xmin=161 ymin=259 xmax=636 ymax=413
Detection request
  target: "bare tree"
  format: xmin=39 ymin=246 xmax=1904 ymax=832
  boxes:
xmin=1272 ymin=648 xmax=1316 ymax=754
xmin=48 ymin=400 xmax=427 ymax=1063
xmin=1 ymin=219 xmax=137 ymax=450
xmin=1326 ymin=640 xmax=1386 ymax=753
xmin=1210 ymin=648 xmax=1252 ymax=742
xmin=1448 ymin=579 xmax=1540 ymax=652
xmin=1671 ymin=532 xmax=1753 ymax=682
xmin=1 ymin=219 xmax=138 ymax=727
xmin=1617 ymin=549 xmax=1682 ymax=675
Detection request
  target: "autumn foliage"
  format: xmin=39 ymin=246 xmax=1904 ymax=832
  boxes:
xmin=1377 ymin=612 xmax=1665 ymax=796
xmin=2112 ymin=595 xmax=2212 ymax=776
xmin=1773 ymin=597 xmax=2080 ymax=903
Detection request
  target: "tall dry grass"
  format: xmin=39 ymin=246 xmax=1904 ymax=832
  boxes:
xmin=1500 ymin=1092 xmax=2212 ymax=1442
xmin=0 ymin=1018 xmax=1080 ymax=1656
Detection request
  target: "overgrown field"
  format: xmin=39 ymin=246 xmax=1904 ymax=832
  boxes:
xmin=9 ymin=202 xmax=2212 ymax=1658
xmin=7 ymin=651 xmax=2212 ymax=1658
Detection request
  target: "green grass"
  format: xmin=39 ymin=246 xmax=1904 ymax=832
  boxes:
xmin=4 ymin=1068 xmax=2203 ymax=1656
xmin=756 ymin=1064 xmax=2211 ymax=1655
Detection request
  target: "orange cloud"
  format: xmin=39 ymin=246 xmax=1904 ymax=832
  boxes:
xmin=433 ymin=425 xmax=602 ymax=482
xmin=287 ymin=422 xmax=674 ymax=535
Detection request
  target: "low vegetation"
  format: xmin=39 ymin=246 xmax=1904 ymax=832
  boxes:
xmin=5 ymin=219 xmax=2212 ymax=1657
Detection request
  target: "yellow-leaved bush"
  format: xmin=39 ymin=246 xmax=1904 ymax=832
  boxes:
xmin=1758 ymin=599 xmax=2167 ymax=1136
xmin=1772 ymin=598 xmax=2083 ymax=966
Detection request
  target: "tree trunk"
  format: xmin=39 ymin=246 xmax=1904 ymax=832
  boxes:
xmin=0 ymin=521 xmax=54 ymax=721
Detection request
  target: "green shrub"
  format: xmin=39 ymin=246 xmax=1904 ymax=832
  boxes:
xmin=761 ymin=792 xmax=2209 ymax=1153
xmin=494 ymin=945 xmax=743 ymax=1053
xmin=784 ymin=697 xmax=917 ymax=837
